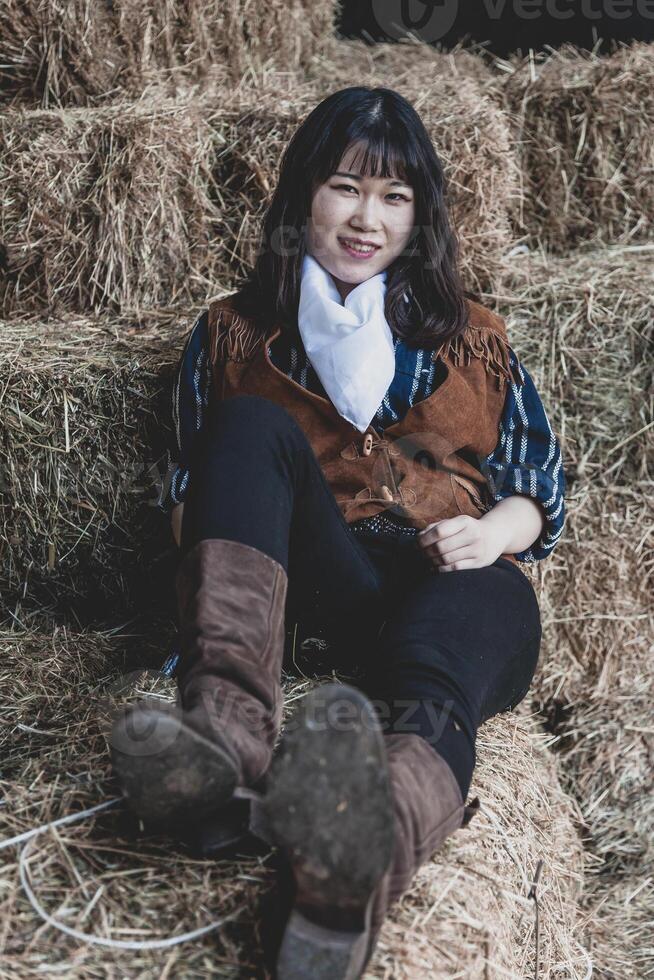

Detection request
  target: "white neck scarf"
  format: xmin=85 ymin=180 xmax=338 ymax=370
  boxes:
xmin=297 ymin=253 xmax=396 ymax=433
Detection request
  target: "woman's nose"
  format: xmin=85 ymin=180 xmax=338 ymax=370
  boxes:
xmin=350 ymin=194 xmax=382 ymax=229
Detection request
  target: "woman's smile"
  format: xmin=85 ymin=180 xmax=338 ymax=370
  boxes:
xmin=338 ymin=236 xmax=382 ymax=260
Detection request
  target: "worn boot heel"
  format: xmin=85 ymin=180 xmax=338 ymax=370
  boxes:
xmin=264 ymin=682 xmax=395 ymax=980
xmin=276 ymin=899 xmax=375 ymax=980
xmin=110 ymin=700 xmax=240 ymax=826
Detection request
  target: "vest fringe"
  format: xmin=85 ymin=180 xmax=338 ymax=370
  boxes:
xmin=209 ymin=304 xmax=264 ymax=364
xmin=208 ymin=298 xmax=523 ymax=388
xmin=435 ymin=323 xmax=523 ymax=389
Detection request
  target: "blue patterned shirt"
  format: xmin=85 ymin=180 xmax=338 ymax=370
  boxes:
xmin=159 ymin=310 xmax=566 ymax=562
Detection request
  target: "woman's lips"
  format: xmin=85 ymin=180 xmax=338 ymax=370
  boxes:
xmin=338 ymin=238 xmax=381 ymax=260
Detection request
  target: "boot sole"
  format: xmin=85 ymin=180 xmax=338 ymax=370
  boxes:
xmin=265 ymin=683 xmax=395 ymax=980
xmin=110 ymin=704 xmax=239 ymax=827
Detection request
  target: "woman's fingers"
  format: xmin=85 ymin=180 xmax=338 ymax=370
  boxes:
xmin=417 ymin=515 xmax=470 ymax=549
xmin=428 ymin=542 xmax=477 ymax=568
xmin=436 ymin=557 xmax=481 ymax=573
xmin=418 ymin=516 xmax=488 ymax=571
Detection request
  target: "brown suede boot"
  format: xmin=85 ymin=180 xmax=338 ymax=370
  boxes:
xmin=110 ymin=538 xmax=288 ymax=830
xmin=263 ymin=683 xmax=479 ymax=980
xmin=363 ymin=733 xmax=480 ymax=965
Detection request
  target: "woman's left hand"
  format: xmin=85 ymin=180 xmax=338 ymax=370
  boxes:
xmin=417 ymin=514 xmax=505 ymax=572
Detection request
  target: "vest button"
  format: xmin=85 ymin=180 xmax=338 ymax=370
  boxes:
xmin=362 ymin=433 xmax=374 ymax=456
xmin=379 ymin=484 xmax=393 ymax=501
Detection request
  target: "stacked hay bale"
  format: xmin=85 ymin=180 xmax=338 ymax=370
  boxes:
xmin=496 ymin=47 xmax=654 ymax=968
xmin=501 ymin=41 xmax=654 ymax=252
xmin=0 ymin=0 xmax=339 ymax=107
xmin=0 ymin=627 xmax=590 ymax=977
xmin=0 ymin=317 xmax=183 ymax=624
xmin=495 ymin=246 xmax=653 ymax=977
xmin=0 ymin=98 xmax=224 ymax=317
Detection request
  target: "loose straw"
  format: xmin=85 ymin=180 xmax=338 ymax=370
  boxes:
xmin=2 ymin=797 xmax=242 ymax=950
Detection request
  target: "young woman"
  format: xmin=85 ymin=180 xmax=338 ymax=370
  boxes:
xmin=111 ymin=86 xmax=565 ymax=978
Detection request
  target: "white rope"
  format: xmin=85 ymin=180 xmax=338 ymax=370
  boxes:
xmin=0 ymin=798 xmax=121 ymax=852
xmin=5 ymin=797 xmax=241 ymax=950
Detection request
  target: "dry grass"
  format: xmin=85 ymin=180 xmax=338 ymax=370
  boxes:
xmin=0 ymin=627 xmax=591 ymax=978
xmin=585 ymin=874 xmax=654 ymax=979
xmin=488 ymin=247 xmax=654 ymax=974
xmin=494 ymin=246 xmax=653 ymax=487
xmin=501 ymin=42 xmax=654 ymax=252
xmin=532 ymin=489 xmax=653 ymax=872
xmin=0 ymin=0 xmax=340 ymax=108
xmin=489 ymin=249 xmax=653 ymax=869
xmin=0 ymin=97 xmax=225 ymax=317
xmin=0 ymin=314 xmax=191 ymax=626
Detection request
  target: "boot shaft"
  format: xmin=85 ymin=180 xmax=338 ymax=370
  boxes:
xmin=175 ymin=537 xmax=289 ymax=785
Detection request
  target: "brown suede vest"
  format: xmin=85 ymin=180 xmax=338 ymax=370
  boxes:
xmin=206 ymin=296 xmax=523 ymax=568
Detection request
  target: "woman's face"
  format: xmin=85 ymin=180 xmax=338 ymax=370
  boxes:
xmin=305 ymin=142 xmax=416 ymax=302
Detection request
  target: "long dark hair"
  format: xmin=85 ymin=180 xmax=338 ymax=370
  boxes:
xmin=233 ymin=86 xmax=471 ymax=348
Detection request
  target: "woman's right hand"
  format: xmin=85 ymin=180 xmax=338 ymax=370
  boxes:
xmin=171 ymin=503 xmax=184 ymax=548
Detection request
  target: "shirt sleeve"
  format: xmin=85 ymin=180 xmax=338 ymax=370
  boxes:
xmin=157 ymin=309 xmax=212 ymax=515
xmin=482 ymin=348 xmax=566 ymax=562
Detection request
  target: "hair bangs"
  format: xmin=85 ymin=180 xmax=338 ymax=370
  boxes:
xmin=322 ymin=116 xmax=414 ymax=188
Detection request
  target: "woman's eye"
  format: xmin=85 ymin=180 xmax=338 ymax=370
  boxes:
xmin=332 ymin=184 xmax=410 ymax=203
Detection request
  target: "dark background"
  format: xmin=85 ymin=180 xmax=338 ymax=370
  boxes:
xmin=338 ymin=0 xmax=654 ymax=56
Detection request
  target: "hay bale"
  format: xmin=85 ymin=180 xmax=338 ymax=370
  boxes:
xmin=0 ymin=627 xmax=590 ymax=976
xmin=0 ymin=96 xmax=226 ymax=317
xmin=306 ymin=36 xmax=502 ymax=93
xmin=491 ymin=248 xmax=653 ymax=871
xmin=0 ymin=0 xmax=339 ymax=108
xmin=490 ymin=247 xmax=653 ymax=970
xmin=0 ymin=314 xmax=185 ymax=625
xmin=501 ymin=42 xmax=654 ymax=252
xmin=496 ymin=246 xmax=652 ymax=488
xmin=534 ymin=489 xmax=653 ymax=873
xmin=585 ymin=874 xmax=654 ymax=980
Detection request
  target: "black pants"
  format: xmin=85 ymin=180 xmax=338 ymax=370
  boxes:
xmin=182 ymin=395 xmax=542 ymax=799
